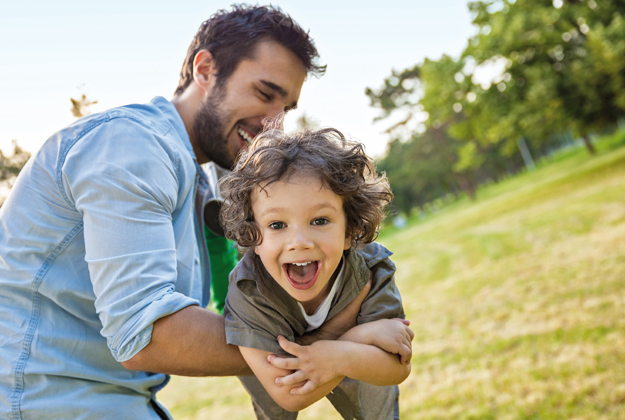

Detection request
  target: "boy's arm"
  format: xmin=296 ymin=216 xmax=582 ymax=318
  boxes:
xmin=239 ymin=345 xmax=344 ymax=412
xmin=270 ymin=335 xmax=411 ymax=397
xmin=241 ymin=332 xmax=412 ymax=412
xmin=339 ymin=318 xmax=414 ymax=364
xmin=271 ymin=249 xmax=413 ymax=393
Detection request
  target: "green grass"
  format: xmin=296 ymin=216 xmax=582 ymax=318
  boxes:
xmin=159 ymin=136 xmax=625 ymax=419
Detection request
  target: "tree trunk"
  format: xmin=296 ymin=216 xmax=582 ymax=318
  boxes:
xmin=581 ymin=134 xmax=596 ymax=154
xmin=456 ymin=174 xmax=476 ymax=200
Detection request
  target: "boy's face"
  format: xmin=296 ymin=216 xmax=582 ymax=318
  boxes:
xmin=252 ymin=174 xmax=351 ymax=314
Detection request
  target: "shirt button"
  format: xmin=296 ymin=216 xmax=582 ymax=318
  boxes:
xmin=195 ymin=257 xmax=200 ymax=265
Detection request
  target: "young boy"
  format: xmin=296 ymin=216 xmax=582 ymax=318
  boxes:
xmin=220 ymin=128 xmax=413 ymax=420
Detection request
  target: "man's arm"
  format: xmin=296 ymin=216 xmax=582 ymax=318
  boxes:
xmin=121 ymin=306 xmax=251 ymax=376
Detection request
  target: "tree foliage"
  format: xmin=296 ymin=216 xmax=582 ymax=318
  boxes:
xmin=0 ymin=140 xmax=31 ymax=206
xmin=2 ymin=90 xmax=97 ymax=206
xmin=369 ymin=0 xmax=625 ymax=214
xmin=70 ymin=93 xmax=98 ymax=118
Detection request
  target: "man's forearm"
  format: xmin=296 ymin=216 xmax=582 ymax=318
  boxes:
xmin=121 ymin=306 xmax=252 ymax=376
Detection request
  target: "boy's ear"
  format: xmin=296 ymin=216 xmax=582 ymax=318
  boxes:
xmin=343 ymin=234 xmax=351 ymax=250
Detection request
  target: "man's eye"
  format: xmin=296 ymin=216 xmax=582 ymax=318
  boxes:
xmin=269 ymin=221 xmax=285 ymax=230
xmin=312 ymin=218 xmax=329 ymax=226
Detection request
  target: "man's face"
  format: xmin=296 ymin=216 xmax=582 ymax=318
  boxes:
xmin=192 ymin=40 xmax=307 ymax=168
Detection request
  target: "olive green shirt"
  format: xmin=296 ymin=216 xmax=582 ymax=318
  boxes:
xmin=224 ymin=242 xmax=404 ymax=354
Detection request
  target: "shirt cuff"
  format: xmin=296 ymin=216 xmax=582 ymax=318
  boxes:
xmin=110 ymin=291 xmax=199 ymax=362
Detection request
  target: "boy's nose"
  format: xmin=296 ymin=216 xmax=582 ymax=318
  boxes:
xmin=287 ymin=227 xmax=313 ymax=251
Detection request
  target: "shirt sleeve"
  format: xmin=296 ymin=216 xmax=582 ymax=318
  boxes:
xmin=357 ymin=255 xmax=405 ymax=325
xmin=224 ymin=272 xmax=295 ymax=355
xmin=61 ymin=117 xmax=199 ymax=362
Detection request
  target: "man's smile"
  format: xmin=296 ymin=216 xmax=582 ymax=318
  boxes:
xmin=237 ymin=124 xmax=259 ymax=145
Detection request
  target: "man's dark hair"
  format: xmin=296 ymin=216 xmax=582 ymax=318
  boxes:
xmin=220 ymin=128 xmax=393 ymax=248
xmin=175 ymin=4 xmax=326 ymax=96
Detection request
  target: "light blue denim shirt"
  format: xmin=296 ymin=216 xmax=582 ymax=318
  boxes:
xmin=0 ymin=97 xmax=211 ymax=419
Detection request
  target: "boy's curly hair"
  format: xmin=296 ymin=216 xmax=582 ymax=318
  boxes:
xmin=219 ymin=128 xmax=393 ymax=248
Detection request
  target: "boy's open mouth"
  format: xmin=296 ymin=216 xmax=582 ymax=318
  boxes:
xmin=283 ymin=261 xmax=320 ymax=290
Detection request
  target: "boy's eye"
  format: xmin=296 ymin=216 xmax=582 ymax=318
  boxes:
xmin=258 ymin=90 xmax=271 ymax=100
xmin=312 ymin=218 xmax=329 ymax=226
xmin=269 ymin=221 xmax=285 ymax=230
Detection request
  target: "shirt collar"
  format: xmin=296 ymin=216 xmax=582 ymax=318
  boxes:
xmin=150 ymin=96 xmax=195 ymax=162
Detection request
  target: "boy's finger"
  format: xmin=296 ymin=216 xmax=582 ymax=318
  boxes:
xmin=277 ymin=335 xmax=302 ymax=355
xmin=398 ymin=344 xmax=412 ymax=364
xmin=267 ymin=355 xmax=300 ymax=370
xmin=396 ymin=318 xmax=411 ymax=326
xmin=290 ymin=380 xmax=318 ymax=396
xmin=276 ymin=370 xmax=308 ymax=387
xmin=406 ymin=326 xmax=415 ymax=340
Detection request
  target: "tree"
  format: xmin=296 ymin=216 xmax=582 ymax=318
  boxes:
xmin=0 ymin=140 xmax=31 ymax=206
xmin=465 ymin=0 xmax=625 ymax=153
xmin=1 ymin=89 xmax=97 ymax=206
xmin=367 ymin=56 xmax=524 ymax=203
xmin=70 ymin=92 xmax=98 ymax=118
xmin=366 ymin=0 xmax=625 ymax=214
xmin=294 ymin=112 xmax=320 ymax=131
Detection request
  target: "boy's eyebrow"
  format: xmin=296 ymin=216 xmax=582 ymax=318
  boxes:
xmin=258 ymin=202 xmax=340 ymax=217
xmin=260 ymin=80 xmax=298 ymax=111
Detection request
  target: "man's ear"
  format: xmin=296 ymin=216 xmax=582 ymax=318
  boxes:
xmin=193 ymin=49 xmax=217 ymax=91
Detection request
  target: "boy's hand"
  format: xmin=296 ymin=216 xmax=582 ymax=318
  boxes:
xmin=367 ymin=319 xmax=414 ymax=365
xmin=340 ymin=318 xmax=414 ymax=365
xmin=268 ymin=336 xmax=345 ymax=396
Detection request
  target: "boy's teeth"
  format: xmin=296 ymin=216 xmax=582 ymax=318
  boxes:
xmin=237 ymin=127 xmax=254 ymax=144
xmin=293 ymin=261 xmax=311 ymax=266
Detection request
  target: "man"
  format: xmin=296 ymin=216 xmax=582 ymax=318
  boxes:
xmin=0 ymin=5 xmax=332 ymax=419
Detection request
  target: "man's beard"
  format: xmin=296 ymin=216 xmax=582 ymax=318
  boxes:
xmin=192 ymin=85 xmax=237 ymax=169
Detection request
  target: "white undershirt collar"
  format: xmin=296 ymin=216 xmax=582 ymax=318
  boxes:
xmin=297 ymin=258 xmax=346 ymax=332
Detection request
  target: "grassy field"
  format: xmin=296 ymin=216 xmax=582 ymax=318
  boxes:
xmin=159 ymin=134 xmax=625 ymax=419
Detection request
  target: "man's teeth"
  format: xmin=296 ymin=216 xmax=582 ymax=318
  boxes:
xmin=237 ymin=127 xmax=254 ymax=144
xmin=292 ymin=262 xmax=312 ymax=266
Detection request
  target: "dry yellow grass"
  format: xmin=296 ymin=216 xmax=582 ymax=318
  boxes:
xmin=159 ymin=138 xmax=625 ymax=419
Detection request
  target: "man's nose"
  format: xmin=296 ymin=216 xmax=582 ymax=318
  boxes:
xmin=261 ymin=106 xmax=287 ymax=129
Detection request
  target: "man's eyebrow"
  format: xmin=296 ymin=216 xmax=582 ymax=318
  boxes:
xmin=260 ymin=80 xmax=287 ymax=96
xmin=260 ymin=80 xmax=298 ymax=111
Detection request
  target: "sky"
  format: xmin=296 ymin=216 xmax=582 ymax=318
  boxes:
xmin=0 ymin=0 xmax=475 ymax=159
